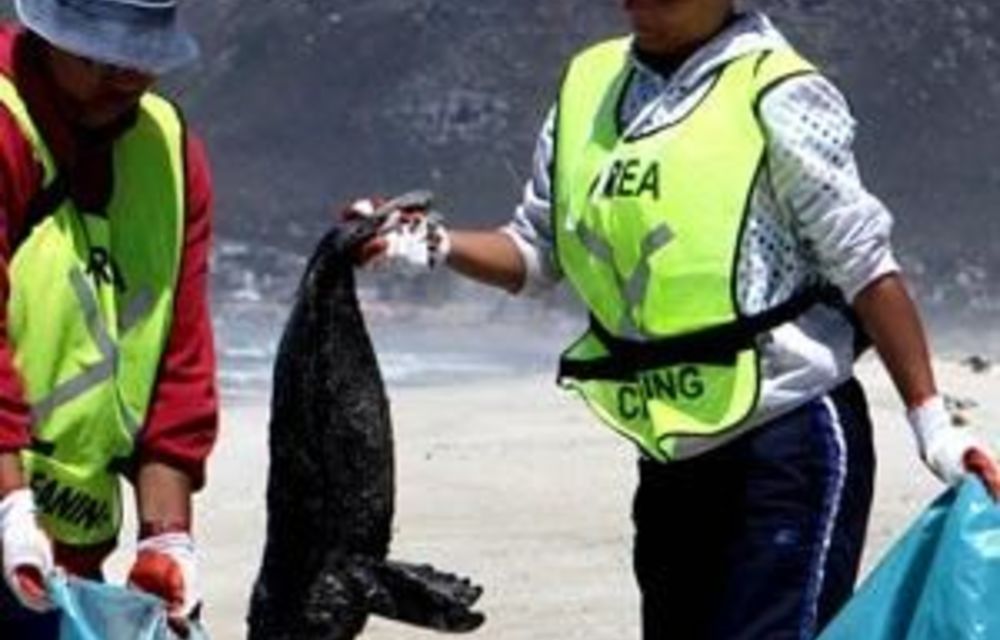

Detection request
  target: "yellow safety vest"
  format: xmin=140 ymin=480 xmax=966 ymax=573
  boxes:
xmin=0 ymin=74 xmax=187 ymax=545
xmin=554 ymin=38 xmax=818 ymax=462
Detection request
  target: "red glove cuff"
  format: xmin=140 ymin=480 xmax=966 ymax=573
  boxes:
xmin=138 ymin=520 xmax=190 ymax=541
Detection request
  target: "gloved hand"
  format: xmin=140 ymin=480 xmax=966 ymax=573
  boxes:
xmin=344 ymin=190 xmax=451 ymax=273
xmin=127 ymin=531 xmax=200 ymax=625
xmin=908 ymin=395 xmax=1000 ymax=498
xmin=0 ymin=487 xmax=54 ymax=611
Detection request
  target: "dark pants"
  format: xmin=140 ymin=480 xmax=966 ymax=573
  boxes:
xmin=634 ymin=378 xmax=875 ymax=640
xmin=0 ymin=567 xmax=104 ymax=638
xmin=0 ymin=578 xmax=60 ymax=639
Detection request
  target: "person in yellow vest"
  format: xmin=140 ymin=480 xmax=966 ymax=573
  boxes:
xmin=350 ymin=0 xmax=1000 ymax=637
xmin=0 ymin=0 xmax=218 ymax=636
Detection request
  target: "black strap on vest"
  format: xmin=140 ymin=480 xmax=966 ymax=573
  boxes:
xmin=29 ymin=436 xmax=56 ymax=457
xmin=106 ymin=456 xmax=134 ymax=477
xmin=15 ymin=173 xmax=69 ymax=250
xmin=558 ymin=287 xmax=848 ymax=382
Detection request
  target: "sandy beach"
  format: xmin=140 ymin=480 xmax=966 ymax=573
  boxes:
xmin=103 ymin=355 xmax=998 ymax=639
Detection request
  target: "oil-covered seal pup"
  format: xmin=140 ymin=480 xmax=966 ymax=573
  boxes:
xmin=248 ymin=195 xmax=484 ymax=639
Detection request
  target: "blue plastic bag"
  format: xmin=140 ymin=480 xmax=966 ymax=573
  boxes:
xmin=819 ymin=478 xmax=1000 ymax=640
xmin=48 ymin=574 xmax=209 ymax=640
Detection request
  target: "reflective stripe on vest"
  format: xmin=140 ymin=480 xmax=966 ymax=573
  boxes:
xmin=0 ymin=74 xmax=187 ymax=545
xmin=572 ymin=219 xmax=674 ymax=338
xmin=553 ymin=39 xmax=815 ymax=461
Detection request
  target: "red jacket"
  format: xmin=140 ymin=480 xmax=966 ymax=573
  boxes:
xmin=0 ymin=25 xmax=219 ymax=493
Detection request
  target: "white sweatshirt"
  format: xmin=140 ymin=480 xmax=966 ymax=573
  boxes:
xmin=502 ymin=12 xmax=899 ymax=456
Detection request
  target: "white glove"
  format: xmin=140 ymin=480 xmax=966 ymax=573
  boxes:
xmin=0 ymin=488 xmax=54 ymax=612
xmin=347 ymin=192 xmax=451 ymax=273
xmin=127 ymin=531 xmax=200 ymax=619
xmin=907 ymin=395 xmax=988 ymax=485
xmin=379 ymin=213 xmax=451 ymax=273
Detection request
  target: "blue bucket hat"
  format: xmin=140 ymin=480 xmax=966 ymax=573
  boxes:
xmin=15 ymin=0 xmax=199 ymax=74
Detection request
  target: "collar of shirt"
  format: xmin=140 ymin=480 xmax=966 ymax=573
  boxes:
xmin=619 ymin=11 xmax=789 ymax=138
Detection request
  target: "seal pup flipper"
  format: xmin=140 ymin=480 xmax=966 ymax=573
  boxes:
xmin=298 ymin=554 xmax=484 ymax=636
xmin=368 ymin=560 xmax=485 ymax=632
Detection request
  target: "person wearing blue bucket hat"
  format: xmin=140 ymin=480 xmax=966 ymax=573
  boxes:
xmin=0 ymin=0 xmax=219 ymax=637
xmin=14 ymin=0 xmax=199 ymax=76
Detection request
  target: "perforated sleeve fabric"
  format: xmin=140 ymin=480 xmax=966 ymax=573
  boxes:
xmin=502 ymin=107 xmax=562 ymax=297
xmin=758 ymin=74 xmax=900 ymax=303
